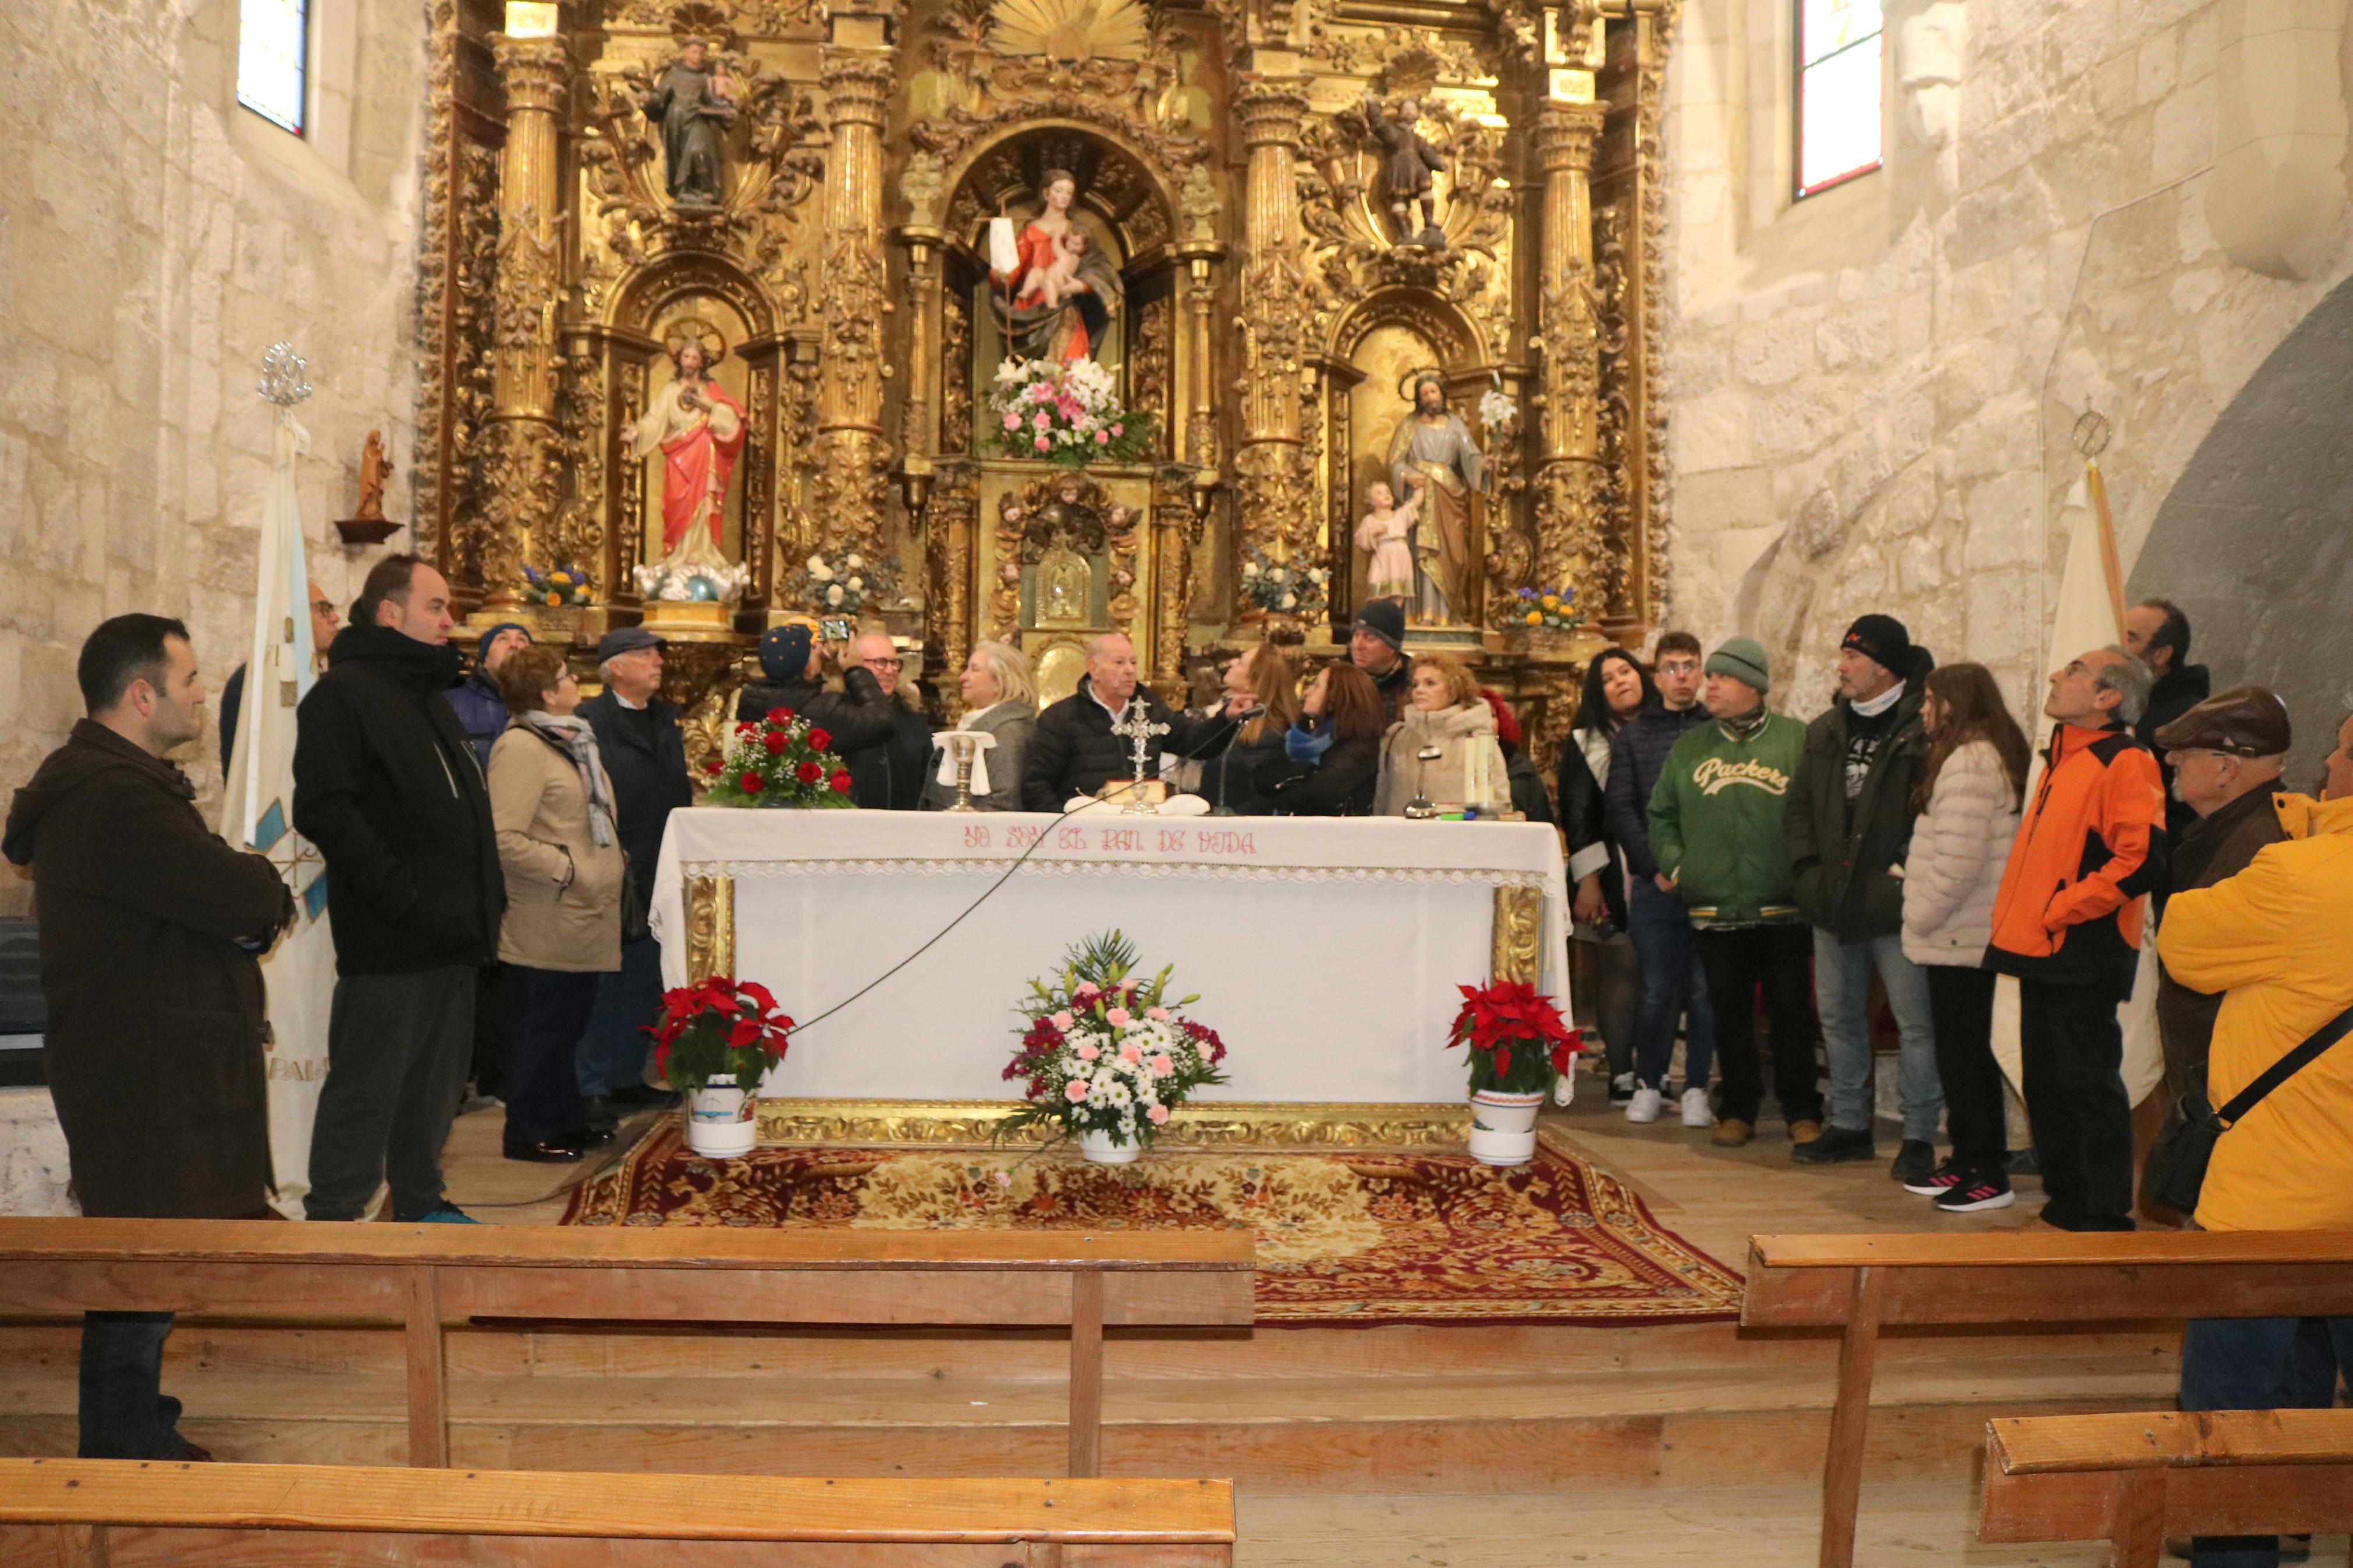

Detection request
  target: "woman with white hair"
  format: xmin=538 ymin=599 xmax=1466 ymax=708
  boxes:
xmin=921 ymin=639 xmax=1039 ymax=811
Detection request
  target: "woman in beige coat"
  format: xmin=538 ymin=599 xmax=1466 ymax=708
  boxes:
xmin=487 ymin=645 xmax=625 ymax=1164
xmin=1374 ymin=654 xmax=1510 ymax=816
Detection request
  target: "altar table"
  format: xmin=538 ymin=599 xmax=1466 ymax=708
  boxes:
xmin=650 ymin=805 xmax=1571 ymax=1104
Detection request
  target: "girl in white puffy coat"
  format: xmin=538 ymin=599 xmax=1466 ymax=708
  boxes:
xmin=1900 ymin=663 xmax=2030 ymax=1211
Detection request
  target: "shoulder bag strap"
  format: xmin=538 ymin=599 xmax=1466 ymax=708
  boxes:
xmin=2216 ymin=1000 xmax=2353 ymax=1126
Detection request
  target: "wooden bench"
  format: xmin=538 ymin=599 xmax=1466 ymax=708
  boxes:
xmin=0 ymin=1218 xmax=1254 ymax=1477
xmin=1742 ymin=1229 xmax=2353 ymax=1568
xmin=0 ymin=1457 xmax=1235 ymax=1567
xmin=1982 ymin=1410 xmax=2353 ymax=1567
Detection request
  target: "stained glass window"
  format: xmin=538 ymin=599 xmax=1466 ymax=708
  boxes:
xmin=1795 ymin=0 xmax=1880 ymax=197
xmin=238 ymin=0 xmax=309 ymax=135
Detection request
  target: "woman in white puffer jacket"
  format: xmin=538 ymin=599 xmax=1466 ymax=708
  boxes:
xmin=1900 ymin=662 xmax=2030 ymax=1211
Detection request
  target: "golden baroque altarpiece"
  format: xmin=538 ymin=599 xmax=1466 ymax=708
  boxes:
xmin=414 ymin=0 xmax=1678 ymax=760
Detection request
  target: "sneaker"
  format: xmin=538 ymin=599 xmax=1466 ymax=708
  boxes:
xmin=1889 ymin=1139 xmax=1937 ymax=1185
xmin=1625 ymin=1086 xmax=1663 ymax=1123
xmin=410 ymin=1205 xmax=480 ymax=1224
xmin=1608 ymin=1072 xmax=1636 ymax=1105
xmin=1711 ymin=1118 xmax=1754 ymax=1147
xmin=1680 ymin=1087 xmax=1716 ymax=1127
xmin=1933 ymin=1174 xmax=2016 ymax=1213
xmin=1793 ymin=1125 xmax=1877 ymax=1165
xmin=1903 ymin=1155 xmax=1969 ymax=1197
xmin=1788 ymin=1119 xmax=1822 ymax=1145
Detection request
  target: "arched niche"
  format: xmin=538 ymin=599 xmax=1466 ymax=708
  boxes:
xmin=1326 ymin=290 xmax=1486 ymax=631
xmin=2128 ymin=271 xmax=2353 ymax=754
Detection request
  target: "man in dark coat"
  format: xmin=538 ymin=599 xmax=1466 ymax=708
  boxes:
xmin=1023 ymin=634 xmax=1249 ymax=810
xmin=5 ymin=614 xmax=293 ymax=1460
xmin=445 ymin=621 xmax=533 ymax=769
xmin=735 ymin=621 xmax=899 ymax=751
xmin=1603 ymin=631 xmax=1716 ymax=1116
xmin=1348 ymin=600 xmax=1414 ymax=722
xmin=575 ymin=627 xmax=691 ymax=1127
xmin=839 ymin=630 xmax=936 ymax=810
xmin=2125 ymin=598 xmax=2211 ymax=840
xmin=1785 ymin=614 xmax=1939 ymax=1179
xmin=294 ymin=554 xmax=502 ymax=1225
xmin=2149 ymin=687 xmax=2293 ymax=1146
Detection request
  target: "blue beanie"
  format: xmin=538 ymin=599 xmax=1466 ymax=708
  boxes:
xmin=474 ymin=622 xmax=531 ymax=668
xmin=760 ymin=623 xmax=814 ymax=682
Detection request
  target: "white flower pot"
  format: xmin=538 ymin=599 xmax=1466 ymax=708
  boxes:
xmin=684 ymin=1074 xmax=757 ymax=1159
xmin=1467 ymin=1089 xmax=1545 ymax=1167
xmin=1077 ymin=1128 xmax=1141 ymax=1165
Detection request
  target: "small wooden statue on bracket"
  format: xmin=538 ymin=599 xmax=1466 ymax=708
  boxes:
xmin=334 ymin=429 xmax=402 ymax=545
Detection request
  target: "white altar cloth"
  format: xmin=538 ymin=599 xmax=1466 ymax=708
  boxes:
xmin=651 ymin=804 xmax=1571 ymax=1104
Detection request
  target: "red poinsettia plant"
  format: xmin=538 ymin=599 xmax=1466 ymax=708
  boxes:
xmin=701 ymin=707 xmax=857 ymax=808
xmin=1447 ymin=979 xmax=1583 ymax=1095
xmin=647 ymin=976 xmax=794 ymax=1097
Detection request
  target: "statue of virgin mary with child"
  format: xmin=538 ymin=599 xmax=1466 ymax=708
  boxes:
xmin=988 ymin=169 xmax=1124 ymax=366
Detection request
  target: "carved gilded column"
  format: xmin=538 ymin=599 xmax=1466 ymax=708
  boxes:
xmin=1149 ymin=486 xmax=1200 ymax=703
xmin=1170 ymin=237 xmax=1224 ymax=469
xmin=1531 ymin=99 xmax=1608 ymax=613
xmin=473 ymin=29 xmax=570 ymax=620
xmin=811 ymin=27 xmax=896 ymax=561
xmin=1231 ymin=77 xmax=1314 ymax=567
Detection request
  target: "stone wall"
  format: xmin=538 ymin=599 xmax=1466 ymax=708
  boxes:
xmin=1656 ymin=0 xmax=2353 ymax=721
xmin=0 ymin=0 xmax=428 ymax=913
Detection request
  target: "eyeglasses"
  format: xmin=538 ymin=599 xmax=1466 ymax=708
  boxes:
xmin=1658 ymin=659 xmax=1700 ymax=674
xmin=868 ymin=656 xmax=904 ymax=670
xmin=311 ymin=601 xmax=337 ymax=619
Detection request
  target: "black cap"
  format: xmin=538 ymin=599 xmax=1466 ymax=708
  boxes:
xmin=1351 ymin=597 xmax=1406 ymax=653
xmin=1841 ymin=614 xmax=1915 ymax=678
xmin=595 ymin=626 xmax=666 ymax=662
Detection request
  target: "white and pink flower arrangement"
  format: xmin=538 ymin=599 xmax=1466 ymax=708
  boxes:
xmin=985 ymin=357 xmax=1158 ymax=470
xmin=997 ymin=930 xmax=1227 ymax=1157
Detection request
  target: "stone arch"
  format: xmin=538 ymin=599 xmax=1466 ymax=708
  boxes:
xmin=2128 ymin=271 xmax=2353 ymax=751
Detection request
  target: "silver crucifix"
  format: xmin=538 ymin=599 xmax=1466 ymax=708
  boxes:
xmin=1108 ymin=696 xmax=1171 ymax=815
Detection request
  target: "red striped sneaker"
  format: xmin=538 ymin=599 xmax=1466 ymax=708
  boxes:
xmin=1903 ymin=1157 xmax=1968 ymax=1197
xmin=1933 ymin=1174 xmax=2016 ymax=1213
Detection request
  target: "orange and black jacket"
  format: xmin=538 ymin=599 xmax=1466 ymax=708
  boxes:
xmin=1985 ymin=721 xmax=2169 ymax=1002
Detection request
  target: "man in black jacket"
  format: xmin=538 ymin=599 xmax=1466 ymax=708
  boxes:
xmin=1023 ymin=634 xmax=1249 ymax=810
xmin=1348 ymin=599 xmax=1414 ymax=722
xmin=1786 ymin=614 xmax=1939 ymax=1179
xmin=6 ymin=614 xmax=293 ymax=1460
xmin=293 ymin=554 xmax=502 ymax=1225
xmin=2124 ymin=598 xmax=2210 ymax=840
xmin=839 ymin=630 xmax=935 ymax=810
xmin=575 ymin=627 xmax=691 ymax=1126
xmin=1602 ymin=631 xmax=1716 ymax=1125
xmin=735 ymin=621 xmax=899 ymax=751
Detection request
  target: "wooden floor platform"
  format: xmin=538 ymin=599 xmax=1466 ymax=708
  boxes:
xmin=0 ymin=1083 xmax=2226 ymax=1564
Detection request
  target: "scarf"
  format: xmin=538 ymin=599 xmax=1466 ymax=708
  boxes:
xmin=1849 ymin=680 xmax=1905 ymax=719
xmin=523 ymin=712 xmax=615 ymax=848
xmin=1717 ymin=705 xmax=1772 ymax=743
xmin=1286 ymin=717 xmax=1337 ymax=763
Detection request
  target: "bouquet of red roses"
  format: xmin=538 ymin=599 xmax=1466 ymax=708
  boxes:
xmin=701 ymin=706 xmax=857 ymax=808
xmin=647 ymin=976 xmax=794 ymax=1098
xmin=1447 ymin=979 xmax=1582 ymax=1096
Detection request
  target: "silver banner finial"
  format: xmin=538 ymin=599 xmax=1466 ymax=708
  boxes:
xmin=257 ymin=342 xmax=314 ymax=407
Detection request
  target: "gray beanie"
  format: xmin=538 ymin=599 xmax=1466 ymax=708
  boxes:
xmin=1704 ymin=635 xmax=1772 ymax=694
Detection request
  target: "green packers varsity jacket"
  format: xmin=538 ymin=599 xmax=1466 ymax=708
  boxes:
xmin=1645 ymin=710 xmax=1807 ymax=928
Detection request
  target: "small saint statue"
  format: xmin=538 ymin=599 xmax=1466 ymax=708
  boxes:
xmin=1353 ymin=472 xmax=1424 ymax=602
xmin=640 ymin=38 xmax=737 ymax=208
xmin=1363 ymin=94 xmax=1447 ymax=247
xmin=353 ymin=430 xmax=389 ymax=521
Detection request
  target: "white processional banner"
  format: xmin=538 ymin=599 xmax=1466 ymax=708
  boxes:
xmin=220 ymin=411 xmax=333 ymax=1215
xmin=1990 ymin=462 xmax=2163 ymax=1112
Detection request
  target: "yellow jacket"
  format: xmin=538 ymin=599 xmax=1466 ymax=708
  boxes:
xmin=2157 ymin=792 xmax=2353 ymax=1232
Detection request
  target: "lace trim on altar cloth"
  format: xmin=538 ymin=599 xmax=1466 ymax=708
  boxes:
xmin=680 ymin=858 xmax=1552 ymax=889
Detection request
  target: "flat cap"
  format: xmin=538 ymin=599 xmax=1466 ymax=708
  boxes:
xmin=595 ymin=625 xmax=668 ymax=662
xmin=2153 ymin=684 xmax=2291 ymax=758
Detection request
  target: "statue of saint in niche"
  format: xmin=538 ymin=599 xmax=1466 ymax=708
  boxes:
xmin=631 ymin=325 xmax=746 ymax=582
xmin=988 ymin=169 xmax=1123 ymax=366
xmin=1363 ymin=95 xmax=1447 ymax=247
xmin=1035 ymin=541 xmax=1090 ymax=627
xmin=1386 ymin=374 xmax=1484 ymax=626
xmin=1025 ymin=476 xmax=1106 ymax=628
xmin=640 ymin=38 xmax=738 ymax=208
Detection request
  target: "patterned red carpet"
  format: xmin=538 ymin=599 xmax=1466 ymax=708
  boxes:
xmin=563 ymin=1124 xmax=1744 ymax=1325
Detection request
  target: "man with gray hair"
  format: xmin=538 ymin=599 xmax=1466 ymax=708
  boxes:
xmin=1985 ymin=645 xmax=2169 ymax=1231
xmin=1021 ymin=633 xmax=1251 ymax=810
xmin=574 ymin=627 xmax=688 ymax=1127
